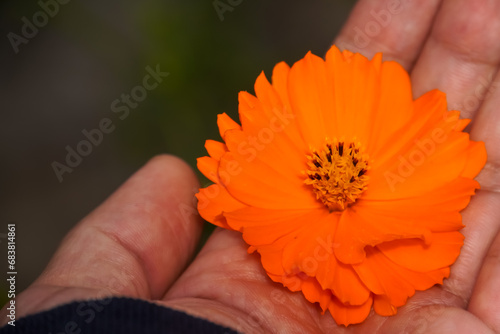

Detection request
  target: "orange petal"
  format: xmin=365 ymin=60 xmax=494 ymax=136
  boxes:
xmin=373 ymin=295 xmax=397 ymax=316
xmin=254 ymin=71 xmax=284 ymax=114
xmin=217 ymin=112 xmax=241 ymax=140
xmin=369 ymin=89 xmax=448 ymax=168
xmin=225 ymin=207 xmax=316 ymax=245
xmin=218 ymin=144 xmax=321 ymax=210
xmin=365 ymin=60 xmax=413 ymax=154
xmin=301 ymin=276 xmax=333 ymax=312
xmin=325 ymin=46 xmax=382 ymax=147
xmin=254 ymin=71 xmax=307 ymax=153
xmin=353 ymin=247 xmax=449 ymax=307
xmin=271 ymin=61 xmax=292 ymax=115
xmin=377 ymin=232 xmax=464 ymax=272
xmin=328 ymin=293 xmax=373 ymax=326
xmin=316 ymin=255 xmax=371 ymax=306
xmin=357 ymin=177 xmax=478 ymax=232
xmin=197 ymin=156 xmax=219 ymax=183
xmin=205 ymin=139 xmax=227 ymax=161
xmin=237 ymin=86 xmax=306 ymax=173
xmin=280 ymin=212 xmax=336 ymax=274
xmin=334 ymin=207 xmax=431 ymax=264
xmin=278 ymin=273 xmax=303 ymax=292
xmin=461 ymin=141 xmax=487 ymax=178
xmin=196 ymin=184 xmax=247 ymax=228
xmin=366 ymin=131 xmax=472 ymax=200
xmin=353 ymin=250 xmax=415 ymax=306
xmin=249 ymin=212 xmax=372 ymax=307
xmin=288 ymin=51 xmax=334 ymax=148
xmin=256 ymin=235 xmax=296 ymax=276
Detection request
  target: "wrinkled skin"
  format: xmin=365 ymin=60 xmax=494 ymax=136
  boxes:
xmin=3 ymin=1 xmax=500 ymax=333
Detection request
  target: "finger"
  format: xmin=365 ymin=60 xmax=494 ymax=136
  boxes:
xmin=15 ymin=155 xmax=202 ymax=317
xmin=411 ymin=0 xmax=500 ymax=119
xmin=41 ymin=155 xmax=202 ymax=297
xmin=421 ymin=65 xmax=500 ymax=309
xmin=468 ymin=229 xmax=500 ymax=332
xmin=334 ymin=0 xmax=441 ymax=70
xmin=472 ymin=72 xmax=500 ymax=195
xmin=445 ymin=69 xmax=500 ymax=306
xmin=436 ymin=190 xmax=500 ymax=307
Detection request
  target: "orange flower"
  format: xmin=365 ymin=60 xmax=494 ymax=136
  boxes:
xmin=195 ymin=45 xmax=487 ymax=326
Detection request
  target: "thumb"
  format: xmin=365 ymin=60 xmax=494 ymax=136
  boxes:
xmin=4 ymin=155 xmax=202 ymax=321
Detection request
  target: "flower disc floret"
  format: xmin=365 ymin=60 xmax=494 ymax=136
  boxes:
xmin=305 ymin=138 xmax=369 ymax=211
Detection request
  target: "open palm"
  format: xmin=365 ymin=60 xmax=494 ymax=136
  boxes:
xmin=3 ymin=1 xmax=500 ymax=333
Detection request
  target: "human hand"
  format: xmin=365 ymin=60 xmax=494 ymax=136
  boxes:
xmin=3 ymin=1 xmax=500 ymax=333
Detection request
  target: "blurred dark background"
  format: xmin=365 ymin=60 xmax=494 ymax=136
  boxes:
xmin=0 ymin=0 xmax=355 ymax=302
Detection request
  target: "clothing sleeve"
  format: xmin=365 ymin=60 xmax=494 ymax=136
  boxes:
xmin=0 ymin=297 xmax=240 ymax=334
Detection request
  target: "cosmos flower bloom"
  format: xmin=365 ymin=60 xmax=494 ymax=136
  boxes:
xmin=196 ymin=45 xmax=487 ymax=326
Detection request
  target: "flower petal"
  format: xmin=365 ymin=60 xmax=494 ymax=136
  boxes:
xmin=219 ymin=139 xmax=321 ymax=210
xmin=238 ymin=77 xmax=306 ymax=171
xmin=288 ymin=51 xmax=335 ymax=148
xmin=461 ymin=141 xmax=487 ymax=178
xmin=358 ymin=177 xmax=479 ymax=232
xmin=256 ymin=235 xmax=297 ymax=276
xmin=316 ymin=255 xmax=371 ymax=306
xmin=334 ymin=207 xmax=431 ymax=264
xmin=328 ymin=293 xmax=373 ymax=326
xmin=225 ymin=207 xmax=316 ymax=245
xmin=271 ymin=61 xmax=292 ymax=114
xmin=369 ymin=89 xmax=448 ymax=168
xmin=366 ymin=129 xmax=473 ymax=200
xmin=377 ymin=232 xmax=464 ymax=272
xmin=366 ymin=60 xmax=413 ymax=153
xmin=281 ymin=212 xmax=336 ymax=274
xmin=373 ymin=295 xmax=397 ymax=316
xmin=217 ymin=112 xmax=241 ymax=140
xmin=197 ymin=156 xmax=219 ymax=183
xmin=301 ymin=276 xmax=333 ymax=312
xmin=353 ymin=247 xmax=449 ymax=308
xmin=325 ymin=46 xmax=383 ymax=147
xmin=196 ymin=184 xmax=247 ymax=228
xmin=205 ymin=139 xmax=227 ymax=161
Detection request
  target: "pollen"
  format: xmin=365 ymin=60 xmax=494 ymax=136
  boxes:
xmin=305 ymin=138 xmax=370 ymax=211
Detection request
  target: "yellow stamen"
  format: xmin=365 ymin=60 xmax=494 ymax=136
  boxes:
xmin=305 ymin=138 xmax=369 ymax=211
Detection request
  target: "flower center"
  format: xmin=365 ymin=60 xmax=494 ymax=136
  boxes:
xmin=305 ymin=138 xmax=369 ymax=211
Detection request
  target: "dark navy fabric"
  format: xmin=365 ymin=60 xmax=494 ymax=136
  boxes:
xmin=0 ymin=297 xmax=239 ymax=334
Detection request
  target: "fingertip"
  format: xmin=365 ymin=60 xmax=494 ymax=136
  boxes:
xmin=136 ymin=154 xmax=200 ymax=193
